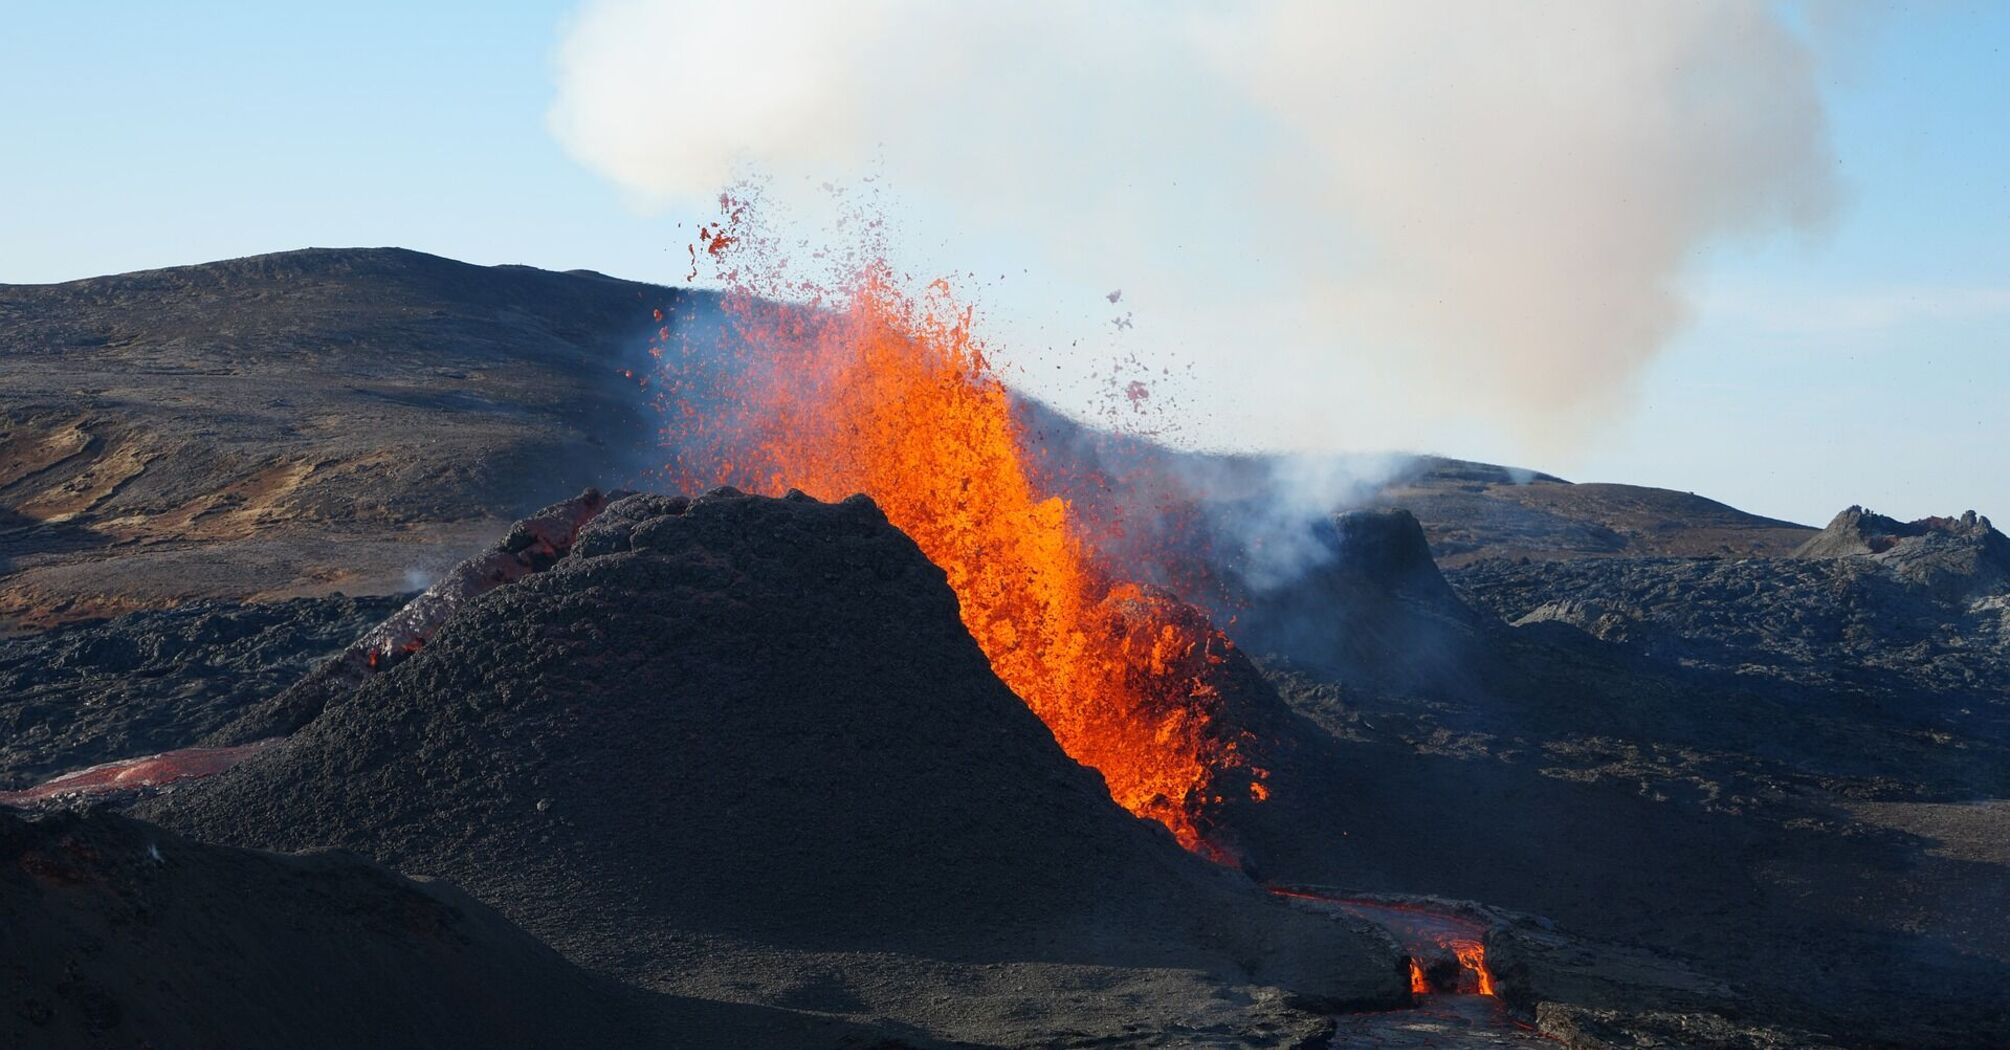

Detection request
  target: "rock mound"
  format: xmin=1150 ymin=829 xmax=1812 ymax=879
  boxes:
xmin=1795 ymin=506 xmax=2010 ymax=597
xmin=2 ymin=807 xmax=648 ymax=1050
xmin=1330 ymin=507 xmax=1460 ymax=588
xmin=1230 ymin=507 xmax=1492 ymax=691
xmin=142 ymin=490 xmax=1402 ymax=1008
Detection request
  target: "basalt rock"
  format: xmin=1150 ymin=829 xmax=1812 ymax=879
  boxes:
xmin=1228 ymin=507 xmax=1493 ymax=695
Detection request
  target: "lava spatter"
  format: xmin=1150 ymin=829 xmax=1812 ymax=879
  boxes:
xmin=648 ymin=193 xmax=1266 ymax=854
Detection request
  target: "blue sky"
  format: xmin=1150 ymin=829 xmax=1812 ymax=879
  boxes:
xmin=2 ymin=2 xmax=2004 ymax=527
xmin=1573 ymin=5 xmax=2010 ymax=525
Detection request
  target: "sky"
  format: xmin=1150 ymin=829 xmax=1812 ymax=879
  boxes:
xmin=2 ymin=1 xmax=2004 ymax=527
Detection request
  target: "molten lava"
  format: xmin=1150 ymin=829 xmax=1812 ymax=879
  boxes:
xmin=1452 ymin=940 xmax=1497 ymax=997
xmin=1274 ymin=891 xmax=1499 ymax=997
xmin=648 ymin=199 xmax=1263 ymax=854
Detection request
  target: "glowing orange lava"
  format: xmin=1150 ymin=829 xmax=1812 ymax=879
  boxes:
xmin=648 ymin=199 xmax=1263 ymax=854
xmin=1279 ymin=892 xmax=1499 ymax=997
xmin=1452 ymin=940 xmax=1497 ymax=996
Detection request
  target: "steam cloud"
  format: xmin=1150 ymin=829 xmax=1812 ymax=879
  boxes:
xmin=550 ymin=0 xmax=1838 ymax=459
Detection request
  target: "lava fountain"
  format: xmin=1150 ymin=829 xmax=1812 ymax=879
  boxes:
xmin=643 ymin=195 xmax=1265 ymax=856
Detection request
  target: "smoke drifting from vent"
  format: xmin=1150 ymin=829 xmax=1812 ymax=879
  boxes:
xmin=549 ymin=0 xmax=1837 ymax=456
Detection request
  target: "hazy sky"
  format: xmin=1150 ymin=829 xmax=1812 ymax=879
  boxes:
xmin=2 ymin=2 xmax=2004 ymax=527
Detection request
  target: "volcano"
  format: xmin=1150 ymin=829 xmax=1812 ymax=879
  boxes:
xmin=7 ymin=248 xmax=2009 ymax=1048
xmin=138 ymin=489 xmax=1406 ymax=1043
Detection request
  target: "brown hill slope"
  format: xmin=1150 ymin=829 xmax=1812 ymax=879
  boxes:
xmin=5 ymin=249 xmax=1813 ymax=631
xmin=0 ymin=248 xmax=682 ymax=628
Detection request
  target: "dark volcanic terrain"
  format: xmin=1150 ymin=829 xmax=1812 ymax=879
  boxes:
xmin=3 ymin=248 xmax=1803 ymax=631
xmin=0 ymin=594 xmax=402 ymax=787
xmin=3 ymin=806 xmax=650 ymax=1049
xmin=1380 ymin=459 xmax=1818 ymax=566
xmin=1223 ymin=506 xmax=2010 ymax=1047
xmin=0 ymin=249 xmax=677 ymax=628
xmin=4 ymin=250 xmax=2006 ymax=1048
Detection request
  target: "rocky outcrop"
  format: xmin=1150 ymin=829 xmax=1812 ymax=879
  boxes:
xmin=1456 ymin=538 xmax=2010 ymax=719
xmin=1229 ymin=506 xmax=1493 ymax=693
xmin=1795 ymin=506 xmax=2010 ymax=597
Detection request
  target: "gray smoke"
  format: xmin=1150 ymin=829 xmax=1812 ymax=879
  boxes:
xmin=549 ymin=0 xmax=1839 ymax=459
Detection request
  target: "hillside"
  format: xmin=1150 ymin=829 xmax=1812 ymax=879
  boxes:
xmin=7 ymin=249 xmax=1810 ymax=629
xmin=0 ymin=249 xmax=681 ymax=627
xmin=1377 ymin=460 xmax=1817 ymax=565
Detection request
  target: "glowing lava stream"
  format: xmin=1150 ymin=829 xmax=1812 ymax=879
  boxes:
xmin=0 ymin=741 xmax=279 ymax=808
xmin=1273 ymin=889 xmax=1499 ymax=997
xmin=647 ymin=202 xmax=1265 ymax=857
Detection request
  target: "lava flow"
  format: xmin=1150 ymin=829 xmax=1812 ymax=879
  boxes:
xmin=0 ymin=741 xmax=279 ymax=808
xmin=644 ymin=196 xmax=1264 ymax=855
xmin=1275 ymin=890 xmax=1499 ymax=997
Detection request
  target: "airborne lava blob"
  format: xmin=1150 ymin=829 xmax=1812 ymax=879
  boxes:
xmin=645 ymin=196 xmax=1264 ymax=855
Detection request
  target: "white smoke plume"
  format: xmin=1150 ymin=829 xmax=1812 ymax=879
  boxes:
xmin=549 ymin=0 xmax=1837 ymax=459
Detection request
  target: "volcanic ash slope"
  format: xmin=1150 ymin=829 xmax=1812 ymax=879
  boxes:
xmin=142 ymin=489 xmax=1405 ymax=1040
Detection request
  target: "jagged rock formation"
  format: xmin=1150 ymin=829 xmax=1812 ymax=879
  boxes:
xmin=1795 ymin=506 xmax=2010 ymax=596
xmin=139 ymin=490 xmax=1406 ymax=1041
xmin=1455 ymin=508 xmax=2010 ymax=715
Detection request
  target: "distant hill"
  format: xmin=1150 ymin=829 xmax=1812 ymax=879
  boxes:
xmin=4 ymin=248 xmax=1806 ymax=628
xmin=0 ymin=248 xmax=687 ymax=627
xmin=1377 ymin=459 xmax=1816 ymax=566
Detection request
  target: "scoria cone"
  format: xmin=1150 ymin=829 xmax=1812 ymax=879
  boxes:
xmin=139 ymin=489 xmax=1407 ymax=1040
